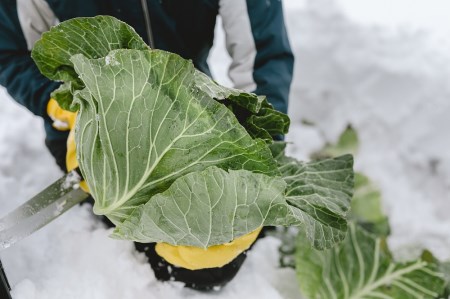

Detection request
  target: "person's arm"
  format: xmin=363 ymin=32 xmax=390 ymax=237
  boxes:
xmin=0 ymin=1 xmax=64 ymax=140
xmin=0 ymin=52 xmax=59 ymax=118
xmin=219 ymin=0 xmax=294 ymax=114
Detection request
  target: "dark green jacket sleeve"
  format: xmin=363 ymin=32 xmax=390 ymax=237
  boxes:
xmin=0 ymin=1 xmax=64 ymax=140
xmin=246 ymin=0 xmax=294 ymax=114
xmin=219 ymin=0 xmax=294 ymax=114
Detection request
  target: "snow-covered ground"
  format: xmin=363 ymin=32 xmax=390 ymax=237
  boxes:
xmin=282 ymin=0 xmax=450 ymax=262
xmin=1 ymin=0 xmax=450 ymax=298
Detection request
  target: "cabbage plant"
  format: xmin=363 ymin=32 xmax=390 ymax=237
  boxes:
xmin=32 ymin=16 xmax=354 ymax=249
xmin=287 ymin=127 xmax=447 ymax=298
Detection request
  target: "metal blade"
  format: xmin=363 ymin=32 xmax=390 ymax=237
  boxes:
xmin=0 ymin=170 xmax=89 ymax=250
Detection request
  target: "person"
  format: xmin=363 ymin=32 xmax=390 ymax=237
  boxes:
xmin=0 ymin=0 xmax=294 ymax=290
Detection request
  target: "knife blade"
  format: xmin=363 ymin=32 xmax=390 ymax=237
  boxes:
xmin=0 ymin=170 xmax=89 ymax=250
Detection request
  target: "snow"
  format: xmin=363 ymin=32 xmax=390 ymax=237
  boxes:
xmin=337 ymin=0 xmax=450 ymax=41
xmin=62 ymin=171 xmax=82 ymax=190
xmin=1 ymin=0 xmax=450 ymax=298
xmin=105 ymin=53 xmax=120 ymax=66
xmin=282 ymin=0 xmax=450 ymax=262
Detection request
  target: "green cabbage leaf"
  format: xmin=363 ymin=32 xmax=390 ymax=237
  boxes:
xmin=296 ymin=223 xmax=446 ymax=299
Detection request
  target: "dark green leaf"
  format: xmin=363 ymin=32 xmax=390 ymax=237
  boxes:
xmin=32 ymin=16 xmax=148 ymax=108
xmin=278 ymin=154 xmax=354 ymax=250
xmin=195 ymin=71 xmax=290 ymax=141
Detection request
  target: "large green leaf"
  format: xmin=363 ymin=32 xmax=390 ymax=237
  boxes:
xmin=194 ymin=71 xmax=265 ymax=113
xmin=31 ymin=16 xmax=148 ymax=110
xmin=112 ymin=166 xmax=292 ymax=247
xmin=278 ymin=154 xmax=354 ymax=250
xmin=296 ymin=223 xmax=446 ymax=299
xmin=112 ymin=155 xmax=354 ymax=249
xmin=72 ymin=49 xmax=278 ymax=224
xmin=50 ymin=81 xmax=78 ymax=112
xmin=32 ymin=16 xmax=147 ymax=81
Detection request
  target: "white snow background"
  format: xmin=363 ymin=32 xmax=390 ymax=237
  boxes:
xmin=1 ymin=0 xmax=449 ymax=298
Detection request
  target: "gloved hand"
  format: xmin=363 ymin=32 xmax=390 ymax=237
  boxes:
xmin=47 ymin=98 xmax=89 ymax=192
xmin=155 ymin=227 xmax=262 ymax=270
xmin=47 ymin=98 xmax=261 ymax=270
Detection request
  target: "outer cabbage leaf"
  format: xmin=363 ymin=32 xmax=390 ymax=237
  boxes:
xmin=296 ymin=223 xmax=446 ymax=299
xmin=194 ymin=71 xmax=266 ymax=113
xmin=31 ymin=16 xmax=148 ymax=109
xmin=112 ymin=151 xmax=354 ymax=249
xmin=71 ymin=49 xmax=279 ymax=224
xmin=195 ymin=71 xmax=290 ymax=141
xmin=112 ymin=166 xmax=292 ymax=247
xmin=50 ymin=81 xmax=78 ymax=112
xmin=278 ymin=153 xmax=354 ymax=250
